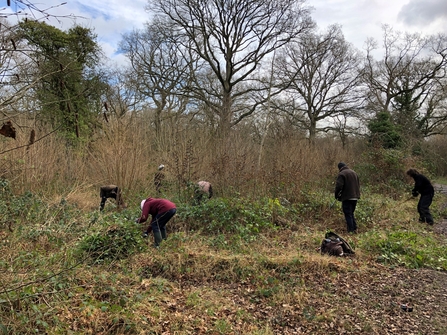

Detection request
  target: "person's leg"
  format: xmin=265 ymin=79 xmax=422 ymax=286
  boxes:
xmin=417 ymin=198 xmax=424 ymax=222
xmin=342 ymin=200 xmax=357 ymax=233
xmin=419 ymin=194 xmax=434 ymax=224
xmin=148 ymin=221 xmax=162 ymax=246
xmin=151 ymin=208 xmax=177 ymax=245
xmin=160 ymin=225 xmax=167 ymax=240
xmin=351 ymin=200 xmax=358 ymax=231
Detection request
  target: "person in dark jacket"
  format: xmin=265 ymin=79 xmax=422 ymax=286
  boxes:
xmin=406 ymin=169 xmax=434 ymax=225
xmin=335 ymin=162 xmax=361 ymax=233
xmin=154 ymin=164 xmax=166 ymax=194
xmin=136 ymin=197 xmax=177 ymax=246
xmin=99 ymin=185 xmax=126 ymax=211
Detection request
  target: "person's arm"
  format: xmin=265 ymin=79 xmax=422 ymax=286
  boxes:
xmin=412 ymin=184 xmax=419 ymax=197
xmin=136 ymin=201 xmax=151 ymax=223
xmin=412 ymin=176 xmax=420 ymax=196
xmin=334 ymin=175 xmax=344 ymax=200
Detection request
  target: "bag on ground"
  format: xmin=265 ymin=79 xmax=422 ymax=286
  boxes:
xmin=320 ymin=231 xmax=355 ymax=257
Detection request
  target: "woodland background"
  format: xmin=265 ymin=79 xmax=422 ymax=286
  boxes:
xmin=1 ymin=1 xmax=447 ymax=334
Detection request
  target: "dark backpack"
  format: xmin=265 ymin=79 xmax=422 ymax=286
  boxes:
xmin=320 ymin=231 xmax=355 ymax=257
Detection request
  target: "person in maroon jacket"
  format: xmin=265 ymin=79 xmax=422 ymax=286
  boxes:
xmin=136 ymin=197 xmax=177 ymax=246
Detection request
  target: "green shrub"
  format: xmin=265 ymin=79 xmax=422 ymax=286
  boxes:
xmin=0 ymin=179 xmax=46 ymax=228
xmin=359 ymin=229 xmax=447 ymax=270
xmin=294 ymin=187 xmax=336 ymax=220
xmin=355 ymin=148 xmax=408 ymax=196
xmin=178 ymin=197 xmax=277 ymax=240
xmin=77 ymin=219 xmax=145 ymax=264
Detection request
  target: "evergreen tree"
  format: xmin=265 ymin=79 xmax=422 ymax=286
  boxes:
xmin=18 ymin=20 xmax=105 ymax=141
xmin=368 ymin=111 xmax=402 ymax=149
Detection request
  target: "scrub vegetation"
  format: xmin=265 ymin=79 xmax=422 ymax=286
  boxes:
xmin=1 ymin=120 xmax=447 ymax=334
xmin=2 ymin=1 xmax=447 ymax=333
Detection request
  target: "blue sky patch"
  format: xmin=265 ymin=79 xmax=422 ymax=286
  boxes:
xmin=75 ymin=1 xmax=112 ymax=21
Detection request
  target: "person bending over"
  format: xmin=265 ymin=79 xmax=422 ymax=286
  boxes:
xmin=406 ymin=169 xmax=434 ymax=225
xmin=99 ymin=185 xmax=126 ymax=211
xmin=136 ymin=197 xmax=177 ymax=247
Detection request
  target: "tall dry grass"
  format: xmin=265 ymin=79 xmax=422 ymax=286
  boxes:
xmin=0 ymin=112 xmax=365 ymax=208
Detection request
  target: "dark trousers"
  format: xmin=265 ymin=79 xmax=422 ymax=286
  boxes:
xmin=417 ymin=193 xmax=434 ymax=224
xmin=342 ymin=200 xmax=358 ymax=233
xmin=149 ymin=208 xmax=177 ymax=238
xmin=100 ymin=195 xmax=115 ymax=211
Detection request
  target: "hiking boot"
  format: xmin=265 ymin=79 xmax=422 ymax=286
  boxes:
xmin=154 ymin=231 xmax=163 ymax=247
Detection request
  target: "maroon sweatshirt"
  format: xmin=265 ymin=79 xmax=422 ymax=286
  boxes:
xmin=137 ymin=198 xmax=176 ymax=224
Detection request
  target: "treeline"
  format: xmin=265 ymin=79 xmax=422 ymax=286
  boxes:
xmin=1 ymin=0 xmax=447 ymax=197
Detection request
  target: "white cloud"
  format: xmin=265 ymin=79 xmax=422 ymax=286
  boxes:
xmin=23 ymin=0 xmax=151 ymax=64
xmin=398 ymin=0 xmax=447 ymax=26
xmin=6 ymin=0 xmax=447 ymax=64
xmin=309 ymin=0 xmax=447 ymax=51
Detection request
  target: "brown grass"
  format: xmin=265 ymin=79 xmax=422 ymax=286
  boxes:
xmin=0 ymin=113 xmax=359 ymax=206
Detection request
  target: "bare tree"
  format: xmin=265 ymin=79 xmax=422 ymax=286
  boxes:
xmin=274 ymin=25 xmax=363 ymax=145
xmin=100 ymin=67 xmax=146 ymax=119
xmin=120 ymin=18 xmax=200 ymax=139
xmin=363 ymin=25 xmax=447 ymax=140
xmin=146 ymin=0 xmax=314 ymax=137
xmin=1 ymin=0 xmax=71 ymax=21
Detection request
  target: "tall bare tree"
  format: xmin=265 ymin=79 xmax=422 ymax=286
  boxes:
xmin=120 ymin=18 xmax=200 ymax=139
xmin=100 ymin=67 xmax=143 ymax=119
xmin=363 ymin=26 xmax=447 ymax=141
xmin=146 ymin=0 xmax=314 ymax=137
xmin=274 ymin=25 xmax=363 ymax=145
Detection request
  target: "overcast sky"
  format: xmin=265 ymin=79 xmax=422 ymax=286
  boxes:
xmin=5 ymin=0 xmax=447 ymax=65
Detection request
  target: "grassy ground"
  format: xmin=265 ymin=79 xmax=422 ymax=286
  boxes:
xmin=1 ymin=183 xmax=447 ymax=334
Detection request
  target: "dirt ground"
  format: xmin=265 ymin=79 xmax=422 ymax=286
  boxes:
xmin=241 ymin=186 xmax=447 ymax=334
xmin=310 ymin=183 xmax=447 ymax=334
xmin=145 ymin=187 xmax=447 ymax=335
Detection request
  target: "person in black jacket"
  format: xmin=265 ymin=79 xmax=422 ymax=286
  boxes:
xmin=335 ymin=162 xmax=361 ymax=233
xmin=99 ymin=185 xmax=126 ymax=211
xmin=406 ymin=169 xmax=434 ymax=225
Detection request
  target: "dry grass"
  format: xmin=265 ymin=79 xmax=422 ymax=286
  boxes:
xmin=0 ymin=114 xmax=358 ymax=204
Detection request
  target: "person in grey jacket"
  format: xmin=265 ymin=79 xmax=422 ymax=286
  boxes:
xmin=335 ymin=162 xmax=360 ymax=233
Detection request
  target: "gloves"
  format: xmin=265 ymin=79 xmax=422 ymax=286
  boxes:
xmin=336 ymin=191 xmax=342 ymax=201
xmin=135 ymin=218 xmax=140 ymax=224
xmin=412 ymin=191 xmax=419 ymax=197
